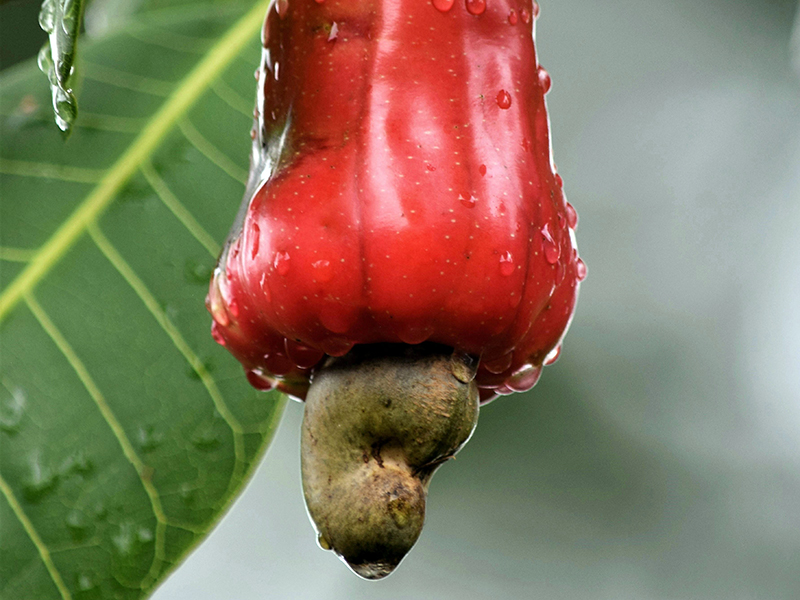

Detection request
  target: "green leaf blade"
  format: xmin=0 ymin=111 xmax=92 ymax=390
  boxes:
xmin=1 ymin=2 xmax=283 ymax=599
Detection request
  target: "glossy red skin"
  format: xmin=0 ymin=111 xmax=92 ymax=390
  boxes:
xmin=208 ymin=0 xmax=582 ymax=401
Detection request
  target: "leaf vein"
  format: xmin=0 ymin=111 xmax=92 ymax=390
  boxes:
xmin=88 ymin=225 xmax=246 ymax=483
xmin=24 ymin=293 xmax=168 ymax=589
xmin=0 ymin=0 xmax=269 ymax=322
xmin=82 ymin=62 xmax=174 ymax=97
xmin=140 ymin=160 xmax=220 ymax=258
xmin=177 ymin=117 xmax=248 ymax=184
xmin=0 ymin=158 xmax=104 ymax=184
xmin=0 ymin=247 xmax=37 ymax=263
xmin=0 ymin=472 xmax=73 ymax=600
xmin=211 ymin=78 xmax=254 ymax=118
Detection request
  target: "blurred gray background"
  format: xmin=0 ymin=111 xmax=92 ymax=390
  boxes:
xmin=3 ymin=0 xmax=800 ymax=598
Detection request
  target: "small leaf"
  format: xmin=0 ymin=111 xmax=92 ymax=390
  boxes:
xmin=38 ymin=0 xmax=86 ymax=134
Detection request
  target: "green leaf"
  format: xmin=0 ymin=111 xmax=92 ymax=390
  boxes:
xmin=0 ymin=1 xmax=285 ymax=599
xmin=37 ymin=0 xmax=86 ymax=134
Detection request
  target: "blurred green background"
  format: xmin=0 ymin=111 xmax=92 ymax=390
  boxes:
xmin=2 ymin=0 xmax=799 ymax=598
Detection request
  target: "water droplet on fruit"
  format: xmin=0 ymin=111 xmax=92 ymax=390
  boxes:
xmin=246 ymin=368 xmax=275 ymax=391
xmin=508 ymin=9 xmax=518 ymax=24
xmin=285 ymin=339 xmax=325 ymax=369
xmin=426 ymin=162 xmax=436 ymax=171
xmin=566 ymin=202 xmax=578 ymax=229
xmin=499 ymin=251 xmax=515 ymax=276
xmin=520 ymin=8 xmax=531 ymax=24
xmin=315 ymin=0 xmax=325 ymax=4
xmin=505 ymin=364 xmax=542 ymax=392
xmin=479 ymin=164 xmax=487 ymax=177
xmin=398 ymin=324 xmax=434 ymax=345
xmin=320 ymin=337 xmax=354 ymax=357
xmin=541 ymin=223 xmax=560 ymax=264
xmin=312 ymin=259 xmax=334 ymax=282
xmin=544 ymin=344 xmax=562 ymax=365
xmin=538 ymin=67 xmax=551 ymax=93
xmin=496 ymin=89 xmax=512 ymax=109
xmin=532 ymin=1 xmax=540 ymax=18
xmin=465 ymin=0 xmax=486 ymax=16
xmin=250 ymin=222 xmax=260 ymax=259
xmin=211 ymin=322 xmax=226 ymax=346
xmin=276 ymin=0 xmax=289 ymax=18
xmin=0 ymin=385 xmax=26 ymax=433
xmin=576 ymin=258 xmax=587 ymax=281
xmin=327 ymin=22 xmax=339 ymax=42
xmin=554 ymin=173 xmax=563 ymax=188
xmin=207 ymin=268 xmax=230 ymax=327
xmin=459 ymin=191 xmax=477 ymax=208
xmin=433 ymin=0 xmax=455 ymax=12
xmin=227 ymin=298 xmax=239 ymax=318
xmin=521 ymin=137 xmax=532 ymax=153
xmin=274 ymin=251 xmax=291 ymax=276
xmin=483 ymin=353 xmax=513 ymax=375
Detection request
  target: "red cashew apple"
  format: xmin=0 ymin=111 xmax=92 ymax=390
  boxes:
xmin=207 ymin=0 xmax=584 ymax=578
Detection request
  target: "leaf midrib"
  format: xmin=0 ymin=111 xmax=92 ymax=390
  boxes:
xmin=0 ymin=0 xmax=267 ymax=322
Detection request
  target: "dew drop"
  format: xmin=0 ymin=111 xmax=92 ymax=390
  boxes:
xmin=425 ymin=162 xmax=437 ymax=171
xmin=505 ymin=364 xmax=542 ymax=392
xmin=274 ymin=251 xmax=291 ymax=276
xmin=250 ymin=222 xmax=261 ymax=260
xmin=433 ymin=0 xmax=455 ymax=11
xmin=245 ymin=370 xmax=273 ymax=392
xmin=554 ymin=173 xmax=563 ymax=188
xmin=285 ymin=339 xmax=325 ymax=369
xmin=483 ymin=353 xmax=513 ymax=375
xmin=318 ymin=533 xmax=332 ymax=550
xmin=192 ymin=426 xmax=221 ymax=451
xmin=76 ymin=572 xmax=98 ymax=595
xmin=541 ymin=223 xmax=560 ymax=264
xmin=327 ymin=22 xmax=339 ymax=42
xmin=508 ymin=9 xmax=518 ymax=24
xmin=137 ymin=425 xmax=163 ymax=453
xmin=521 ymin=137 xmax=532 ymax=153
xmin=276 ymin=0 xmax=289 ymax=18
xmin=65 ymin=509 xmax=89 ymax=540
xmin=179 ymin=483 xmax=197 ymax=506
xmin=0 ymin=386 xmax=26 ymax=433
xmin=227 ymin=297 xmax=239 ymax=318
xmin=544 ymin=345 xmax=562 ymax=365
xmin=465 ymin=0 xmax=486 ymax=16
xmin=23 ymin=451 xmax=58 ymax=503
xmin=532 ymin=1 xmax=540 ymax=18
xmin=479 ymin=164 xmax=487 ymax=177
xmin=207 ymin=268 xmax=230 ymax=327
xmin=499 ymin=251 xmax=515 ymax=276
xmin=538 ymin=67 xmax=552 ymax=93
xmin=520 ymin=8 xmax=531 ymax=24
xmin=112 ymin=521 xmax=136 ymax=557
xmin=398 ymin=325 xmax=434 ymax=345
xmin=321 ymin=337 xmax=354 ymax=357
xmin=250 ymin=127 xmax=257 ymax=140
xmin=459 ymin=191 xmax=477 ymax=208
xmin=496 ymin=89 xmax=512 ymax=109
xmin=312 ymin=259 xmax=334 ymax=282
xmin=576 ymin=258 xmax=588 ymax=281
xmin=210 ymin=321 xmax=226 ymax=346
xmin=566 ymin=202 xmax=578 ymax=229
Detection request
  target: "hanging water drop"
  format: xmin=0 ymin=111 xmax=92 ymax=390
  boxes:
xmin=538 ymin=67 xmax=551 ymax=93
xmin=505 ymin=364 xmax=542 ymax=392
xmin=544 ymin=344 xmax=561 ymax=365
xmin=499 ymin=251 xmax=515 ymax=276
xmin=566 ymin=202 xmax=578 ymax=229
xmin=496 ymin=89 xmax=512 ymax=109
xmin=465 ymin=0 xmax=486 ymax=16
xmin=576 ymin=258 xmax=587 ymax=281
xmin=274 ymin=251 xmax=291 ymax=276
xmin=541 ymin=223 xmax=560 ymax=264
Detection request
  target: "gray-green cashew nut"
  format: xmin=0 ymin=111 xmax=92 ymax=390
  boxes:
xmin=301 ymin=344 xmax=480 ymax=579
